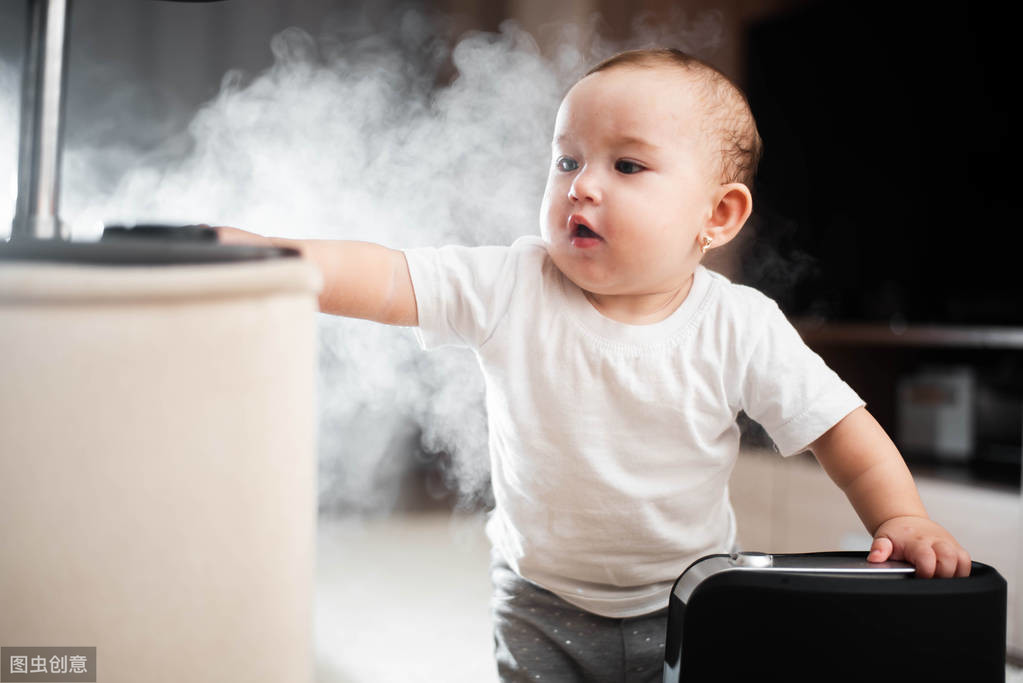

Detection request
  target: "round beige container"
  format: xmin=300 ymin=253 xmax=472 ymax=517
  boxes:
xmin=0 ymin=258 xmax=322 ymax=683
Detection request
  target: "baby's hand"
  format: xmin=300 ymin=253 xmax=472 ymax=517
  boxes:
xmin=211 ymin=225 xmax=273 ymax=248
xmin=867 ymin=515 xmax=971 ymax=578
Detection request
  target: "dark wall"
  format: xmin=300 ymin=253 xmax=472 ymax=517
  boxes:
xmin=742 ymin=1 xmax=1017 ymax=325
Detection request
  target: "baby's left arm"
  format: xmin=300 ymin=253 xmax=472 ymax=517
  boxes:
xmin=808 ymin=406 xmax=971 ymax=578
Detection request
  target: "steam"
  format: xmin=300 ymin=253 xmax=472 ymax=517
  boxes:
xmin=1 ymin=8 xmax=729 ymax=515
xmin=1 ymin=61 xmax=17 ymax=221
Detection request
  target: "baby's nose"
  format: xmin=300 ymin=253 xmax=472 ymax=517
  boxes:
xmin=569 ymin=167 xmax=601 ymax=203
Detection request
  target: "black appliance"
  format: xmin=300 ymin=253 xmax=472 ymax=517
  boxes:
xmin=664 ymin=551 xmax=1006 ymax=682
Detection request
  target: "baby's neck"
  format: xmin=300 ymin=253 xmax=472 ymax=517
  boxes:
xmin=583 ymin=273 xmax=695 ymax=325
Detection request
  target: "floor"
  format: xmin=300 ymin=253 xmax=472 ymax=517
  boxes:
xmin=315 ymin=512 xmax=498 ymax=683
xmin=313 ymin=511 xmax=1023 ymax=683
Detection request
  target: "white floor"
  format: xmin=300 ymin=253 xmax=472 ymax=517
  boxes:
xmin=314 ymin=511 xmax=1023 ymax=683
xmin=315 ymin=512 xmax=498 ymax=683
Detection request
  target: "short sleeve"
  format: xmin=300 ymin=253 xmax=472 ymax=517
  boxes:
xmin=740 ymin=301 xmax=865 ymax=456
xmin=402 ymin=241 xmax=524 ymax=350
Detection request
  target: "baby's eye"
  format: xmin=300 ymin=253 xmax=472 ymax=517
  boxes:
xmin=615 ymin=160 xmax=644 ymax=174
xmin=556 ymin=156 xmax=579 ymax=172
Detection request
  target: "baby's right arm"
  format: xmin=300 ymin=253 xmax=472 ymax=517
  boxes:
xmin=216 ymin=226 xmax=417 ymax=326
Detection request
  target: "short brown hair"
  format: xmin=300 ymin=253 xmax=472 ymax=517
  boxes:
xmin=585 ymin=48 xmax=763 ymax=188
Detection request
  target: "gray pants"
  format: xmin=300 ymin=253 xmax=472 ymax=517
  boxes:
xmin=490 ymin=554 xmax=668 ymax=683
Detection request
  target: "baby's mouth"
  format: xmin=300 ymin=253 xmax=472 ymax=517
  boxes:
xmin=568 ymin=215 xmax=602 ymax=241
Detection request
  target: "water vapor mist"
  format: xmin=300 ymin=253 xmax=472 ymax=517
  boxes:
xmin=1 ymin=62 xmax=17 ymax=217
xmin=0 ymin=7 xmax=727 ymax=515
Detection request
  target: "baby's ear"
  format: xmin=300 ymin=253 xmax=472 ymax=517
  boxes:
xmin=705 ymin=182 xmax=753 ymax=248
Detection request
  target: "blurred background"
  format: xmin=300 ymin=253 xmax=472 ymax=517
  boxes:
xmin=1 ymin=0 xmax=1019 ymax=680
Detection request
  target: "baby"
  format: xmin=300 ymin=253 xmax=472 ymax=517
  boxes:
xmin=219 ymin=48 xmax=971 ymax=682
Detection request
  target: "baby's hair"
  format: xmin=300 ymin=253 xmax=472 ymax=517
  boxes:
xmin=585 ymin=48 xmax=763 ymax=188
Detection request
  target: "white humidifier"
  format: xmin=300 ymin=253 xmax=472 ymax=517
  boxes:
xmin=0 ymin=230 xmax=322 ymax=683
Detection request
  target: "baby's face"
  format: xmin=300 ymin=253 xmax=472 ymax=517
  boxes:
xmin=540 ymin=66 xmax=720 ymax=299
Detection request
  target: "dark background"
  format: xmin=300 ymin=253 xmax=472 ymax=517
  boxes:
xmin=744 ymin=2 xmax=1017 ymax=326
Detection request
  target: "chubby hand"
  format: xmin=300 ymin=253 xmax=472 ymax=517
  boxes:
xmin=208 ymin=225 xmax=273 ymax=247
xmin=867 ymin=515 xmax=971 ymax=578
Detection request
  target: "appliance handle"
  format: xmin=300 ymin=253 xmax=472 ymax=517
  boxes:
xmin=672 ymin=552 xmax=916 ymax=606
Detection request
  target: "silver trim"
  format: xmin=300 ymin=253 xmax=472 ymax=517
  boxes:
xmin=12 ymin=0 xmax=71 ymax=242
xmin=672 ymin=552 xmax=915 ymax=606
xmin=730 ymin=551 xmax=772 ymax=568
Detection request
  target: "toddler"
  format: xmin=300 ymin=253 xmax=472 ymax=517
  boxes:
xmin=219 ymin=48 xmax=971 ymax=682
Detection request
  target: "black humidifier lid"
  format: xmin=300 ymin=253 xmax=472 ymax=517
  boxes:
xmin=0 ymin=224 xmax=298 ymax=266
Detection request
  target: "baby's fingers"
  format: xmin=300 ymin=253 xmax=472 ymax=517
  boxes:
xmin=906 ymin=540 xmax=970 ymax=578
xmin=905 ymin=541 xmax=937 ymax=578
xmin=867 ymin=536 xmax=893 ymax=563
xmin=215 ymin=226 xmax=272 ymax=247
xmin=872 ymin=517 xmax=971 ymax=578
xmin=956 ymin=548 xmax=972 ymax=577
xmin=944 ymin=544 xmax=972 ymax=578
xmin=932 ymin=542 xmax=962 ymax=578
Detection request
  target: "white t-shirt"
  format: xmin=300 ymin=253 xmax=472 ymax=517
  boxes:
xmin=403 ymin=235 xmax=863 ymax=618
